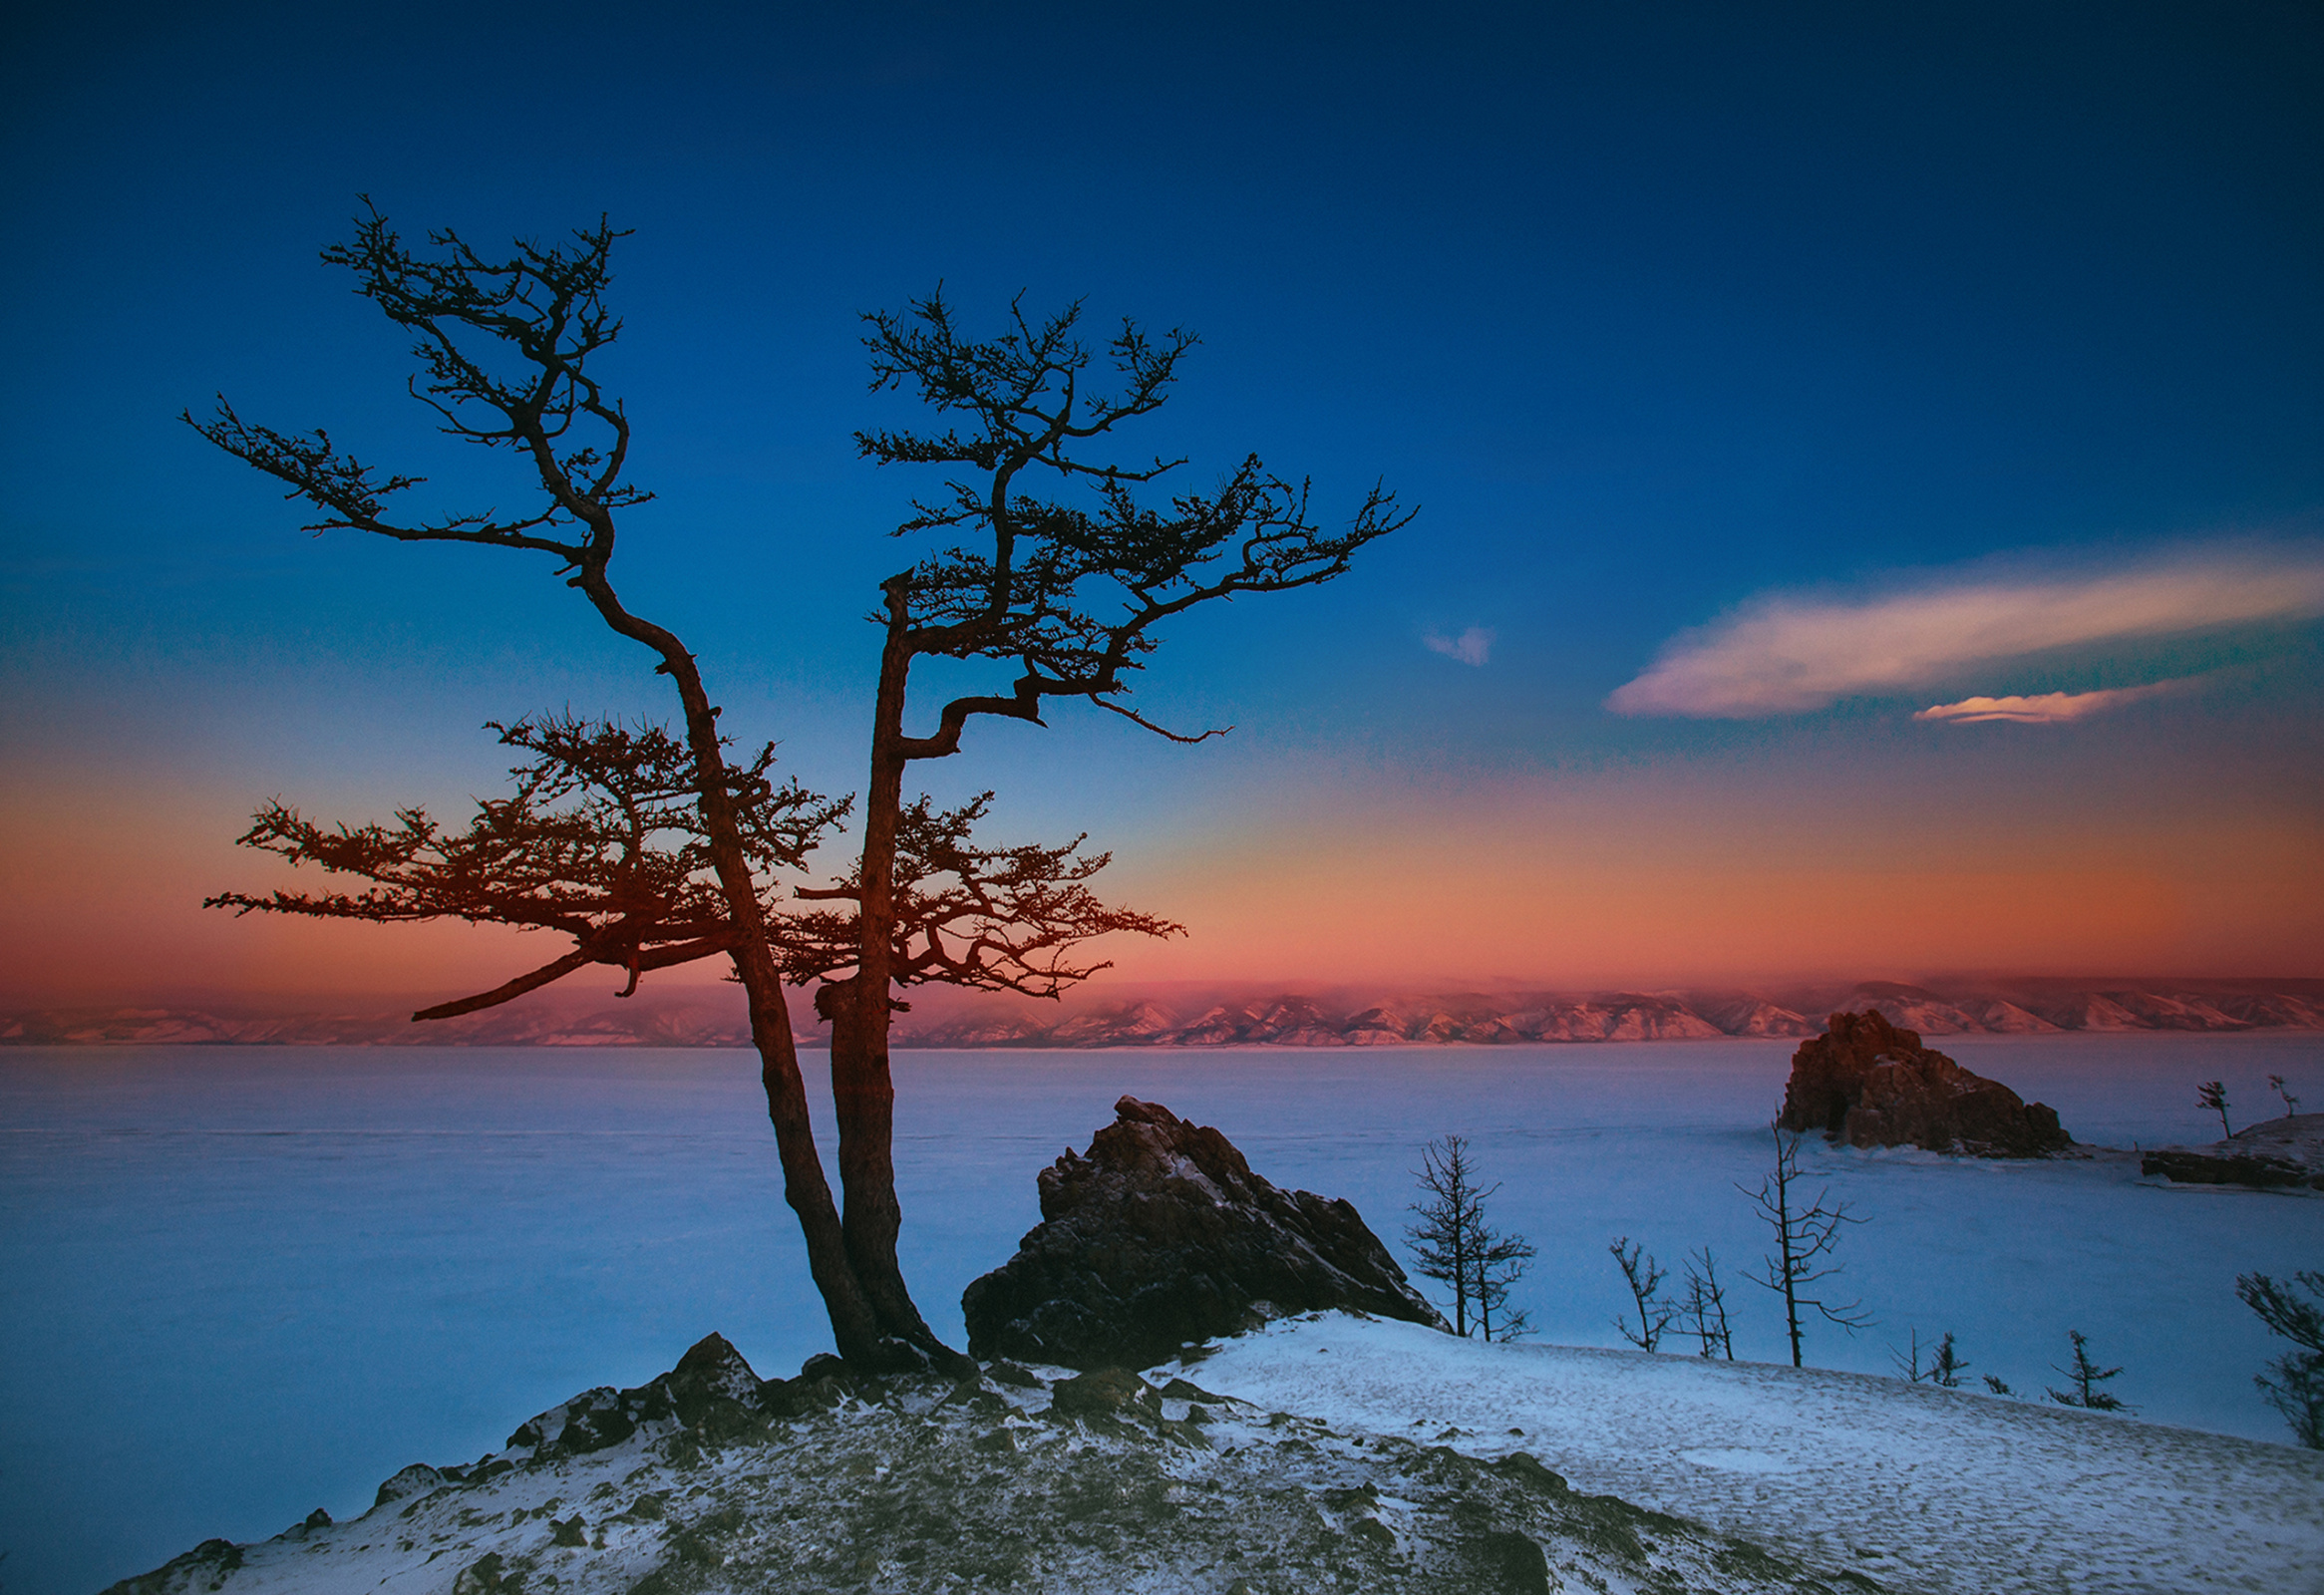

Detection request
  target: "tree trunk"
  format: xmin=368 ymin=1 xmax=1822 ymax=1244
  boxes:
xmin=822 ymin=584 xmax=963 ymax=1368
xmin=571 ymin=562 xmax=904 ymax=1366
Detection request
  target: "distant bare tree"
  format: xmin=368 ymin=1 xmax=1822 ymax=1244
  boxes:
xmin=1679 ymin=1248 xmax=1735 ymax=1360
xmin=1739 ymin=1121 xmax=1872 ymax=1368
xmin=2268 ymin=1074 xmax=2303 ymax=1117
xmin=1929 ymin=1331 xmax=1970 ymax=1389
xmin=1890 ymin=1328 xmax=1932 ymax=1384
xmin=1474 ymin=1227 xmax=1537 ymax=1343
xmin=1408 ymin=1136 xmax=1533 ymax=1340
xmin=1609 ymin=1237 xmax=1674 ymax=1352
xmin=2046 ymin=1330 xmax=2130 ymax=1412
xmin=2198 ymin=1080 xmax=2234 ymax=1138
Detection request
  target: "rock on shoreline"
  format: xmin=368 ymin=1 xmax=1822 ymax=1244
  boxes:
xmin=962 ymin=1097 xmax=1448 ymax=1370
xmin=1778 ymin=1010 xmax=2074 ymax=1157
xmin=2142 ymin=1113 xmax=2324 ymax=1191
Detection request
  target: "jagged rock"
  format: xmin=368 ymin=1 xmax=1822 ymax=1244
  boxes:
xmin=2143 ymin=1114 xmax=2324 ymax=1191
xmin=372 ymin=1463 xmax=445 ymax=1507
xmin=100 ymin=1539 xmax=243 ymax=1595
xmin=1777 ymin=1010 xmax=2073 ymax=1157
xmin=498 ymin=1331 xmax=804 ymax=1463
xmin=961 ymin=1097 xmax=1449 ymax=1368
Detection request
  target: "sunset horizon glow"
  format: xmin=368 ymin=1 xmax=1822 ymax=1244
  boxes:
xmin=3 ymin=5 xmax=2319 ymax=1012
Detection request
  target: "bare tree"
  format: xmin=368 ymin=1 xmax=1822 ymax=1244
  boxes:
xmin=802 ymin=292 xmax=1413 ymax=1335
xmin=2267 ymin=1074 xmax=2303 ymax=1117
xmin=2046 ymin=1330 xmax=2130 ymax=1412
xmin=1739 ymin=1120 xmax=1872 ymax=1368
xmin=1679 ymin=1248 xmax=1735 ymax=1360
xmin=1408 ymin=1136 xmax=1532 ymax=1340
xmin=2236 ymin=1270 xmax=2324 ymax=1447
xmin=2198 ymin=1080 xmax=2234 ymax=1138
xmin=186 ymin=205 xmax=944 ymax=1370
xmin=1474 ymin=1226 xmax=1537 ymax=1343
xmin=1609 ymin=1237 xmax=1674 ymax=1352
xmin=1889 ymin=1327 xmax=1970 ymax=1387
xmin=1408 ymin=1136 xmax=1488 ymax=1337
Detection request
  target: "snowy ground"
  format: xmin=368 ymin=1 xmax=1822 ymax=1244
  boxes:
xmin=1188 ymin=1313 xmax=2324 ymax=1595
xmin=5 ymin=1034 xmax=2321 ymax=1593
xmin=105 ymin=1334 xmax=1880 ymax=1595
xmin=106 ymin=1314 xmax=2324 ymax=1595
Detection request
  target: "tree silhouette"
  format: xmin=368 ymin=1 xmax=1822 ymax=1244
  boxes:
xmin=2236 ymin=1269 xmax=2324 ymax=1447
xmin=1406 ymin=1135 xmax=1532 ymax=1339
xmin=2198 ymin=1080 xmax=2233 ymax=1138
xmin=1609 ymin=1237 xmax=1674 ymax=1352
xmin=2046 ymin=1329 xmax=2130 ymax=1411
xmin=1740 ymin=1121 xmax=1872 ymax=1367
xmin=805 ymin=291 xmax=1413 ymax=1331
xmin=1679 ymin=1248 xmax=1736 ymax=1360
xmin=187 ymin=204 xmax=945 ymax=1370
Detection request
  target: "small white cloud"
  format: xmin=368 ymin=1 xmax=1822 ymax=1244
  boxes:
xmin=1606 ymin=543 xmax=2324 ymax=718
xmin=1424 ymin=626 xmax=1495 ymax=667
xmin=1913 ymin=678 xmax=2193 ymax=725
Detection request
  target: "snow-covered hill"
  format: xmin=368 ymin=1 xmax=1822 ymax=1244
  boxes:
xmin=110 ymin=1314 xmax=2324 ymax=1595
xmin=1192 ymin=1314 xmax=2324 ymax=1595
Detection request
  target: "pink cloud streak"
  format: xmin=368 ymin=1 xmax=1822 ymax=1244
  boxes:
xmin=1607 ymin=545 xmax=2324 ymax=717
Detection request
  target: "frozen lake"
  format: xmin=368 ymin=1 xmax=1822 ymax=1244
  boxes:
xmin=4 ymin=1033 xmax=2321 ymax=1594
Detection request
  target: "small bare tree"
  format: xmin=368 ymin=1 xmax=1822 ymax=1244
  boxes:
xmin=2236 ymin=1270 xmax=2324 ymax=1448
xmin=1408 ymin=1136 xmax=1532 ymax=1340
xmin=2268 ymin=1075 xmax=2303 ymax=1117
xmin=2198 ymin=1080 xmax=2234 ymax=1138
xmin=1679 ymin=1248 xmax=1735 ymax=1360
xmin=1609 ymin=1237 xmax=1674 ymax=1352
xmin=1739 ymin=1120 xmax=1872 ymax=1368
xmin=1474 ymin=1227 xmax=1537 ymax=1343
xmin=2046 ymin=1330 xmax=2130 ymax=1411
xmin=1890 ymin=1328 xmax=1932 ymax=1383
xmin=1890 ymin=1327 xmax=1970 ymax=1386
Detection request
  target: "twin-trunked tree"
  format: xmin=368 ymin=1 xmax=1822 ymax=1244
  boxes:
xmin=192 ymin=208 xmax=1406 ymax=1371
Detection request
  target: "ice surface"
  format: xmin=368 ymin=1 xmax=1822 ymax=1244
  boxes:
xmin=3 ymin=1033 xmax=2320 ymax=1593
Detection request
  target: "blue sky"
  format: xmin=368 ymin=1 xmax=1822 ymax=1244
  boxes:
xmin=3 ymin=1 xmax=2319 ymax=999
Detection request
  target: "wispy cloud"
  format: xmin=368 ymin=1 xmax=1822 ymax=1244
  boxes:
xmin=1913 ymin=679 xmax=2194 ymax=725
xmin=1425 ymin=626 xmax=1495 ymax=666
xmin=1606 ymin=544 xmax=2324 ymax=717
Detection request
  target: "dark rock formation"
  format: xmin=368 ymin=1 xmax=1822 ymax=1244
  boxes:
xmin=1777 ymin=1009 xmax=2073 ymax=1157
xmin=962 ymin=1097 xmax=1448 ymax=1369
xmin=2143 ymin=1114 xmax=2324 ymax=1191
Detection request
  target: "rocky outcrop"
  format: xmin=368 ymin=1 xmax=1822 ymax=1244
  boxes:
xmin=106 ymin=1334 xmax=1855 ymax=1595
xmin=2143 ymin=1115 xmax=2324 ymax=1191
xmin=1778 ymin=1010 xmax=2073 ymax=1157
xmin=961 ymin=1097 xmax=1447 ymax=1369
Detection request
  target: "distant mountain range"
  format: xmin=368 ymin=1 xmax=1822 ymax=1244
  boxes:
xmin=6 ymin=977 xmax=2320 ymax=1049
